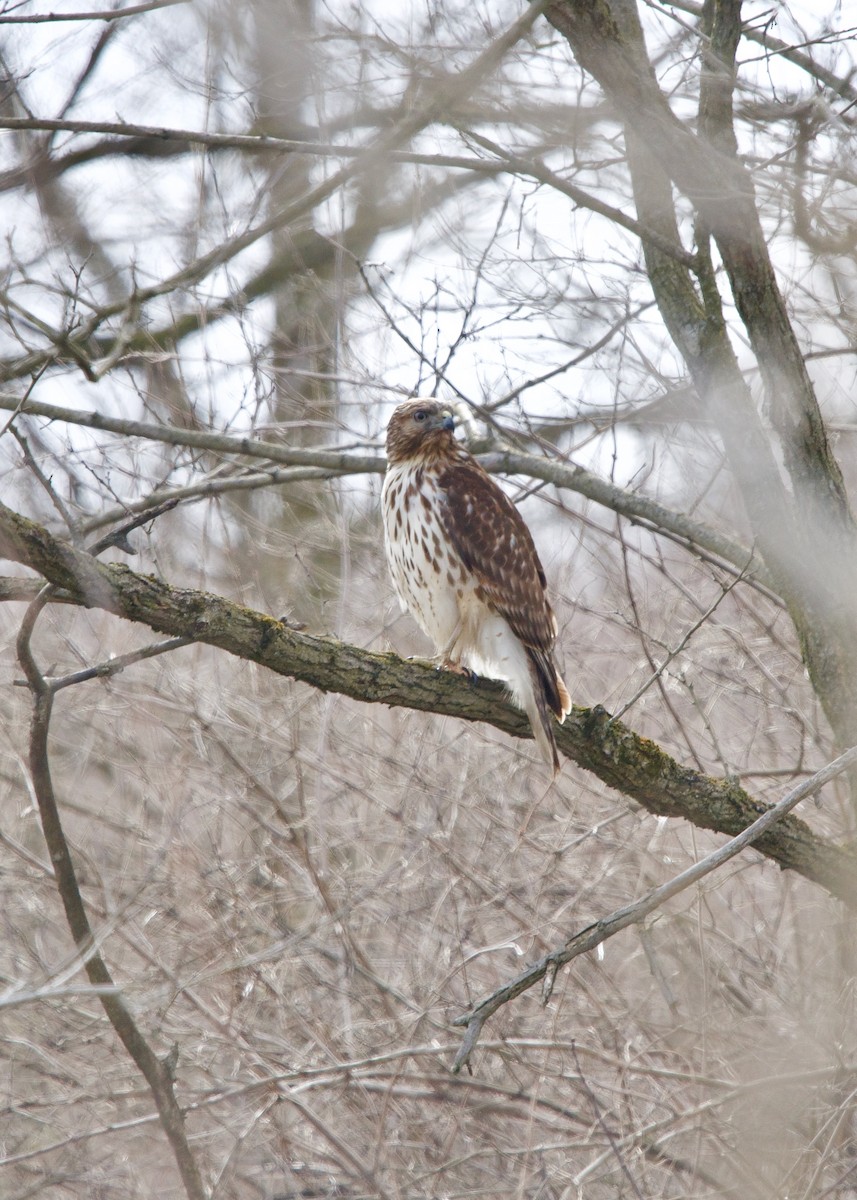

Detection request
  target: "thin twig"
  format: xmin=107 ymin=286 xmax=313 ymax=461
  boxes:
xmin=10 ymin=426 xmax=81 ymax=540
xmin=612 ymin=562 xmax=751 ymax=722
xmin=451 ymin=744 xmax=857 ymax=1073
xmin=44 ymin=636 xmax=192 ymax=692
xmin=571 ymin=1042 xmax=646 ymax=1199
xmin=0 ymin=362 xmax=51 ymax=439
xmin=85 ymin=495 xmax=180 ymax=556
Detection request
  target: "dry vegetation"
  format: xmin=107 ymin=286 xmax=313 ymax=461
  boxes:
xmin=1 ymin=1 xmax=857 ymax=1197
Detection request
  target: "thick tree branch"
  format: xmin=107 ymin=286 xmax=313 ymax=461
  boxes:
xmin=0 ymin=500 xmax=854 ymax=906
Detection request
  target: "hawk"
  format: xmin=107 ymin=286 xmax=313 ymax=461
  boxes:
xmin=382 ymin=398 xmax=571 ymax=772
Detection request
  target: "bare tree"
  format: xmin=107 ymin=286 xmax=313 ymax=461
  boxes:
xmin=1 ymin=2 xmax=857 ymax=1197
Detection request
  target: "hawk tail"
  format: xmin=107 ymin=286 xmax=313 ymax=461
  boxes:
xmin=524 ymin=649 xmax=571 ymax=776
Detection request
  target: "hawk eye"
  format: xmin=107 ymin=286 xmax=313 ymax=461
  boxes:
xmin=413 ymin=410 xmax=428 ymax=423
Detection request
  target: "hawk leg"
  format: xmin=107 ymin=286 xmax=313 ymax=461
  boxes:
xmin=432 ymin=623 xmax=479 ymax=681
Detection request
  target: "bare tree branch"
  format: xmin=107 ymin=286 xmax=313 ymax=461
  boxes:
xmin=659 ymin=0 xmax=857 ymax=103
xmin=451 ymin=743 xmax=857 ymax=1073
xmin=0 ymin=499 xmax=853 ymax=907
xmin=0 ymin=393 xmax=770 ymax=586
xmin=15 ymin=586 xmax=207 ymax=1200
xmin=543 ymin=0 xmax=857 ymax=770
xmin=1 ymin=2 xmax=855 ymax=1193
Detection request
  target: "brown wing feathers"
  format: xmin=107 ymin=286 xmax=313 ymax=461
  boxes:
xmin=437 ymin=454 xmax=571 ymax=764
xmin=527 ymin=645 xmax=570 ymax=722
xmin=437 ymin=460 xmax=556 ymax=653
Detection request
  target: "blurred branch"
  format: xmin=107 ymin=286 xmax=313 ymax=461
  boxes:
xmin=0 ymin=114 xmax=696 ymax=265
xmin=659 ymin=0 xmax=857 ymax=103
xmin=0 ymin=0 xmax=188 ymax=22
xmin=0 ymin=500 xmax=854 ymax=907
xmin=545 ymin=0 xmax=857 ymax=766
xmin=459 ymin=129 xmax=697 ymax=267
xmin=0 ymin=982 xmax=120 ymax=1009
xmin=0 ymin=106 xmax=600 ymax=194
xmin=791 ymin=111 xmax=857 ymax=255
xmin=0 ymin=393 xmax=770 ymax=586
xmin=0 ymin=4 xmax=552 ymax=388
xmin=131 ymin=4 xmax=553 ymax=301
xmin=0 ymin=173 xmax=476 ymax=376
xmin=545 ymin=0 xmax=848 ymax=518
xmin=451 ymin=743 xmax=857 ymax=1073
xmin=0 ymin=577 xmax=76 ymax=603
xmin=0 ymin=115 xmax=512 ymax=160
xmin=282 ymin=1093 xmax=396 ymax=1200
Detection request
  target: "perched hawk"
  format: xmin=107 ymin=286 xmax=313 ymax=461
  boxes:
xmin=382 ymin=398 xmax=571 ymax=772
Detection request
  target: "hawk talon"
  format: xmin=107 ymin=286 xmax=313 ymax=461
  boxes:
xmin=435 ymin=659 xmax=479 ymax=683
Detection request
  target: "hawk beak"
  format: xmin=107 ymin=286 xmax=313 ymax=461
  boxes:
xmin=440 ymin=412 xmax=454 ymax=432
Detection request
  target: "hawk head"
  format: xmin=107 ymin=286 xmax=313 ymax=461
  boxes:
xmin=385 ymin=398 xmax=456 ymax=464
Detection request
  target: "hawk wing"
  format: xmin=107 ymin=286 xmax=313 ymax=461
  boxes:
xmin=436 ymin=456 xmax=558 ymax=653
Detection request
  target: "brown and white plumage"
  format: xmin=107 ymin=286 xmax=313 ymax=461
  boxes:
xmin=382 ymin=398 xmax=571 ymax=772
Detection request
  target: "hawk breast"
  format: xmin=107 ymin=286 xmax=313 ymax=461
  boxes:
xmin=382 ymin=460 xmax=468 ymax=650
